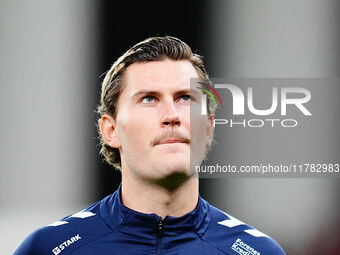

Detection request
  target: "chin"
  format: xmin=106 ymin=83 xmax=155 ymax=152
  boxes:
xmin=138 ymin=159 xmax=192 ymax=191
xmin=153 ymin=164 xmax=192 ymax=192
xmin=163 ymin=159 xmax=190 ymax=173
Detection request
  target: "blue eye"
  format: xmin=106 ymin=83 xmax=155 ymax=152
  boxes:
xmin=141 ymin=96 xmax=156 ymax=103
xmin=180 ymin=95 xmax=191 ymax=101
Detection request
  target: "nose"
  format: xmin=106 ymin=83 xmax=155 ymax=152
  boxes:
xmin=160 ymin=100 xmax=181 ymax=127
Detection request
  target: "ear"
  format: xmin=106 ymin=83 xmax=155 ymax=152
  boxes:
xmin=100 ymin=114 xmax=121 ymax=148
xmin=206 ymin=114 xmax=215 ymax=147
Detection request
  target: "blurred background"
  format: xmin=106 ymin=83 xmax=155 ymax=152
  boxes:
xmin=1 ymin=0 xmax=340 ymax=254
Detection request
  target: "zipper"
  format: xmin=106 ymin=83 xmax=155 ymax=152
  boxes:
xmin=156 ymin=220 xmax=163 ymax=255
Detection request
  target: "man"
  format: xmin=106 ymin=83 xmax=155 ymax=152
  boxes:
xmin=15 ymin=36 xmax=285 ymax=255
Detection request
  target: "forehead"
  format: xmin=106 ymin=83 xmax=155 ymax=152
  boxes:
xmin=123 ymin=59 xmax=199 ymax=92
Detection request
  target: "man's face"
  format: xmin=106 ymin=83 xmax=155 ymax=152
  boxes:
xmin=112 ymin=59 xmax=213 ymax=180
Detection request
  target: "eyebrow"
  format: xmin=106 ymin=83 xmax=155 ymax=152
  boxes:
xmin=132 ymin=90 xmax=161 ymax=98
xmin=131 ymin=89 xmax=201 ymax=99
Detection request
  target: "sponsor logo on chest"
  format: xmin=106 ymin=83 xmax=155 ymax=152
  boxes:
xmin=52 ymin=234 xmax=81 ymax=255
xmin=231 ymin=238 xmax=260 ymax=255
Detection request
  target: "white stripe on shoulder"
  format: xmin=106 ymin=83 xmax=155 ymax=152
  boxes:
xmin=47 ymin=220 xmax=69 ymax=227
xmin=244 ymin=229 xmax=269 ymax=238
xmin=218 ymin=214 xmax=245 ymax=228
xmin=217 ymin=211 xmax=270 ymax=238
xmin=71 ymin=211 xmax=96 ymax=219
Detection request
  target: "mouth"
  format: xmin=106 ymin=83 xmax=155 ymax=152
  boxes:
xmin=159 ymin=139 xmax=186 ymax=144
xmin=155 ymin=138 xmax=190 ymax=146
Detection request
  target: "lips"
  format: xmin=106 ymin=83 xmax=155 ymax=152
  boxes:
xmin=154 ymin=137 xmax=190 ymax=146
xmin=158 ymin=138 xmax=187 ymax=145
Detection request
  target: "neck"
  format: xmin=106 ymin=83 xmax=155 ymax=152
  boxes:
xmin=121 ymin=169 xmax=199 ymax=219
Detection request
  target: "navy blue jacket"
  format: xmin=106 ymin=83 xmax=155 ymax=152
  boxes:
xmin=14 ymin=185 xmax=285 ymax=255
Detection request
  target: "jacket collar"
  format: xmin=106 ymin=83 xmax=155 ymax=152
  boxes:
xmin=100 ymin=184 xmax=211 ymax=237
